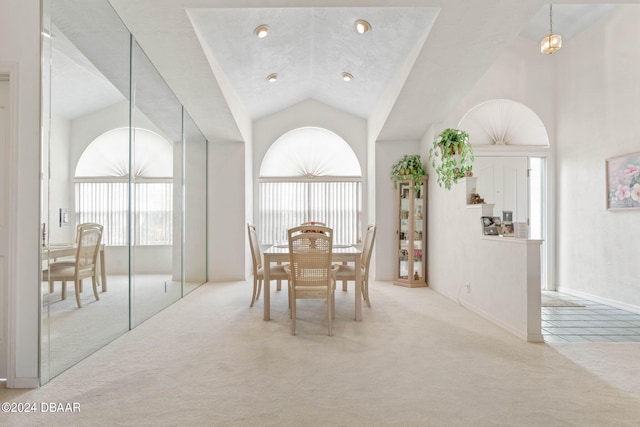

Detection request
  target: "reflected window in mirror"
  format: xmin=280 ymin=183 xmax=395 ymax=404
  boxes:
xmin=74 ymin=127 xmax=173 ymax=246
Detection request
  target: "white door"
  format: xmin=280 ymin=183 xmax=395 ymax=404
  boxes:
xmin=0 ymin=76 xmax=9 ymax=379
xmin=474 ymin=156 xmax=529 ymax=223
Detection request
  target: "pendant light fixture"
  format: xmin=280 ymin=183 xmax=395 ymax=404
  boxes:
xmin=540 ymin=4 xmax=562 ymax=54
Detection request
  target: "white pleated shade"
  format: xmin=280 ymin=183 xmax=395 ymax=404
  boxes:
xmin=458 ymin=99 xmax=549 ymax=147
xmin=260 ymin=127 xmax=361 ymax=178
xmin=75 ymin=127 xmax=173 ymax=178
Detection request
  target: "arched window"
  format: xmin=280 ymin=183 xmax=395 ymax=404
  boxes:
xmin=75 ymin=127 xmax=173 ymax=245
xmin=259 ymin=127 xmax=362 ymax=245
xmin=457 ymin=99 xmax=549 ymax=147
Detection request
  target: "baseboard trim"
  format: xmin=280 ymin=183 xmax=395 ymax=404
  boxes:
xmin=557 ymin=287 xmax=640 ymax=315
xmin=8 ymin=377 xmax=39 ymax=389
xmin=207 ymin=275 xmax=245 ymax=282
xmin=432 ymin=284 xmax=537 ymax=343
xmin=527 ymin=333 xmax=544 ymax=343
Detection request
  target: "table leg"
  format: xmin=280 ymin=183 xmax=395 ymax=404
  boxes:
xmin=354 ymin=254 xmax=362 ymax=321
xmin=100 ymin=247 xmax=107 ymax=292
xmin=276 ymin=261 xmax=282 ymax=291
xmin=342 ymin=261 xmax=348 ymax=291
xmin=264 ymin=255 xmax=271 ymax=321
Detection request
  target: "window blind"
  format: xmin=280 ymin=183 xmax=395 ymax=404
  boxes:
xmin=258 ymin=180 xmax=361 ymax=246
xmin=75 ymin=181 xmax=173 ymax=246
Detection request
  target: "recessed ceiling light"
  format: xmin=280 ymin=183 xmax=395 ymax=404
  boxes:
xmin=266 ymin=73 xmax=278 ymax=82
xmin=254 ymin=25 xmax=269 ymax=38
xmin=355 ymin=19 xmax=371 ymax=35
xmin=342 ymin=72 xmax=354 ymax=82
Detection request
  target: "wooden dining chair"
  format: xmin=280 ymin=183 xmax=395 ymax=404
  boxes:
xmin=74 ymin=222 xmax=105 ymax=292
xmin=75 ymin=222 xmax=103 ymax=244
xmin=42 ymin=223 xmax=103 ymax=308
xmin=285 ymin=224 xmax=339 ymax=336
xmin=247 ymin=224 xmax=289 ymax=307
xmin=336 ymin=224 xmax=376 ymax=307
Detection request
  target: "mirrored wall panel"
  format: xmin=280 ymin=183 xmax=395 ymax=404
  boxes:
xmin=41 ymin=0 xmax=207 ymax=384
xmin=41 ymin=0 xmax=132 ymax=384
xmin=130 ymin=40 xmax=184 ymax=326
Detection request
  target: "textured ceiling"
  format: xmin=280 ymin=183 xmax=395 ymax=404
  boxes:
xmin=51 ymin=1 xmax=621 ymax=143
xmin=48 ymin=23 xmax=125 ymax=120
xmin=187 ymin=7 xmax=438 ymax=119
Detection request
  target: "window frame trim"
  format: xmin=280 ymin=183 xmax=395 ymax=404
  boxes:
xmin=74 ymin=176 xmax=172 ymax=184
xmin=259 ymin=176 xmax=362 ymax=183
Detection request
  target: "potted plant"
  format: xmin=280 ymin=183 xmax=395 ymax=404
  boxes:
xmin=429 ymin=128 xmax=474 ymax=190
xmin=390 ymin=154 xmax=427 ymax=192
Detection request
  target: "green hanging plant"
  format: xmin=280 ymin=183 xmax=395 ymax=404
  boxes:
xmin=429 ymin=128 xmax=474 ymax=190
xmin=390 ymin=154 xmax=427 ymax=192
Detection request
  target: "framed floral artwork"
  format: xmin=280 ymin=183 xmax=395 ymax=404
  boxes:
xmin=606 ymin=151 xmax=640 ymax=210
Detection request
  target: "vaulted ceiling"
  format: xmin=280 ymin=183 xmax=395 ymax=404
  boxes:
xmin=55 ymin=1 xmax=620 ymax=143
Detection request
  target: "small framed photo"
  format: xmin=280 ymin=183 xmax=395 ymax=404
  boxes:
xmin=481 ymin=216 xmax=499 ymax=235
xmin=514 ymin=222 xmax=528 ymax=239
xmin=606 ymin=151 xmax=640 ymax=210
xmin=500 ymin=222 xmax=514 ymax=237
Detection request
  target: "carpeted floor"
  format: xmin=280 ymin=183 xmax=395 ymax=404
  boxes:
xmin=41 ymin=274 xmax=186 ymax=380
xmin=2 ymin=281 xmax=640 ymax=426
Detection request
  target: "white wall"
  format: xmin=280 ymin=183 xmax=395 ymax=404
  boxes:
xmin=106 ymin=246 xmax=172 ymax=275
xmin=208 ymin=139 xmax=246 ymax=281
xmin=184 ymin=135 xmax=208 ymax=283
xmin=556 ymin=5 xmax=640 ymax=309
xmin=427 ymin=33 xmax=556 ymax=289
xmin=0 ymin=0 xmax=40 ymax=388
xmin=442 ymin=35 xmax=557 ymax=290
xmin=48 ymin=115 xmax=73 ymax=244
xmin=448 ymin=36 xmax=556 ymax=137
xmin=429 ymin=178 xmax=542 ymax=342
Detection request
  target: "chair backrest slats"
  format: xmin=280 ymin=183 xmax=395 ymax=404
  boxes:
xmin=247 ymin=224 xmax=262 ymax=273
xmin=361 ymin=224 xmax=377 ymax=270
xmin=287 ymin=225 xmax=333 ymax=287
xmin=75 ymin=223 xmax=103 ymax=270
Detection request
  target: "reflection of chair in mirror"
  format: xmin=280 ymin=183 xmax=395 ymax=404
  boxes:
xmin=247 ymin=224 xmax=288 ymax=308
xmin=75 ymin=222 xmax=105 ymax=291
xmin=336 ymin=224 xmax=376 ymax=307
xmin=43 ymin=223 xmax=103 ymax=308
xmin=75 ymin=222 xmax=102 ymax=243
xmin=286 ymin=225 xmax=339 ymax=336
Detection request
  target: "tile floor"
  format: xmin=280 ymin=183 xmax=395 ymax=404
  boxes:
xmin=542 ymin=291 xmax=640 ymax=343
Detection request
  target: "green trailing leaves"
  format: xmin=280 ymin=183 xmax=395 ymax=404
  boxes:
xmin=429 ymin=128 xmax=474 ymax=190
xmin=391 ymin=154 xmax=427 ymax=193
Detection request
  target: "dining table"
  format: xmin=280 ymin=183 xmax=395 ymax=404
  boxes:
xmin=42 ymin=243 xmax=108 ymax=291
xmin=263 ymin=244 xmax=362 ymax=321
